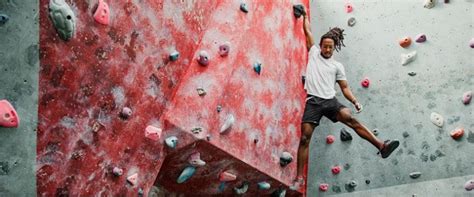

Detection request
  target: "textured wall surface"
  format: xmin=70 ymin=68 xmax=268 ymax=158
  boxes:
xmin=0 ymin=0 xmax=38 ymax=196
xmin=308 ymin=0 xmax=473 ymax=196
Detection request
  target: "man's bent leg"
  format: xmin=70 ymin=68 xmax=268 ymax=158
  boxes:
xmin=336 ymin=108 xmax=383 ymax=150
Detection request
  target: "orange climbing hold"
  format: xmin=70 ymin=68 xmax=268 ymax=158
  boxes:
xmin=399 ymin=37 xmax=412 ymax=48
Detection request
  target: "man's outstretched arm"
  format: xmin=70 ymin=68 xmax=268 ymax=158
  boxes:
xmin=302 ymin=9 xmax=315 ymax=51
xmin=337 ymin=80 xmax=363 ymax=112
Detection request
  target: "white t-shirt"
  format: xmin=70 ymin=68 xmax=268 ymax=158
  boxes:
xmin=304 ymin=45 xmax=347 ymax=99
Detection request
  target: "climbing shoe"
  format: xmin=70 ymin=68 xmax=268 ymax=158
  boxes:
xmin=379 ymin=140 xmax=400 ymax=158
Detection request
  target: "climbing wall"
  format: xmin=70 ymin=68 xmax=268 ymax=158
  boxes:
xmin=37 ymin=0 xmax=309 ymax=196
xmin=307 ymin=0 xmax=474 ymax=196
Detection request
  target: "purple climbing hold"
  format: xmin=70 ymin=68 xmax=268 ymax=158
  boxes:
xmin=0 ymin=14 xmax=9 ymax=26
xmin=415 ymin=34 xmax=427 ymax=43
xmin=112 ymin=167 xmax=123 ymax=176
xmin=197 ymin=50 xmax=209 ymax=66
xmin=462 ymin=91 xmax=472 ymax=105
xmin=470 ymin=38 xmax=474 ymax=48
xmin=219 ymin=42 xmax=230 ymax=57
xmin=120 ymin=107 xmax=132 ymax=119
xmin=240 ymin=3 xmax=249 ymax=13
xmin=465 ymin=179 xmax=474 ymax=191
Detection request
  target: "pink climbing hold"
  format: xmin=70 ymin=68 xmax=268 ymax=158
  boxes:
xmin=127 ymin=173 xmax=138 ymax=186
xmin=145 ymin=125 xmax=162 ymax=141
xmin=326 ymin=135 xmax=335 ymax=144
xmin=331 ymin=166 xmax=341 ymax=175
xmin=219 ymin=42 xmax=230 ymax=57
xmin=197 ymin=50 xmax=209 ymax=66
xmin=450 ymin=127 xmax=464 ymax=140
xmin=345 ymin=3 xmax=353 ymax=13
xmin=465 ymin=179 xmax=474 ymax=191
xmin=188 ymin=152 xmax=206 ymax=166
xmin=319 ymin=183 xmax=329 ymax=191
xmin=0 ymin=100 xmax=20 ymax=128
xmin=93 ymin=0 xmax=110 ymax=25
xmin=219 ymin=171 xmax=237 ymax=182
xmin=361 ymin=77 xmax=370 ymax=88
xmin=463 ymin=91 xmax=472 ymax=105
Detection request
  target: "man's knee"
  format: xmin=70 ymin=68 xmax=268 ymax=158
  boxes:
xmin=300 ymin=135 xmax=311 ymax=146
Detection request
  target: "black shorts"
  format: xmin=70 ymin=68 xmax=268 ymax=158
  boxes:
xmin=302 ymin=95 xmax=347 ymax=126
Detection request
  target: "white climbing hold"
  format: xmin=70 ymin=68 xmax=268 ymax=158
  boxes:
xmin=220 ymin=114 xmax=235 ymax=133
xmin=280 ymin=152 xmax=293 ymax=167
xmin=401 ymin=51 xmax=417 ymax=66
xmin=424 ymin=0 xmax=436 ymax=9
xmin=127 ymin=173 xmax=138 ymax=186
xmin=219 ymin=171 xmax=237 ymax=182
xmin=145 ymin=125 xmax=162 ymax=141
xmin=165 ymin=136 xmax=178 ymax=148
xmin=188 ymin=152 xmax=206 ymax=167
xmin=196 ymin=87 xmax=206 ymax=96
xmin=430 ymin=112 xmax=444 ymax=127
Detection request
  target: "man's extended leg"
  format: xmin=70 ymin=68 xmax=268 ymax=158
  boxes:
xmin=297 ymin=122 xmax=316 ymax=177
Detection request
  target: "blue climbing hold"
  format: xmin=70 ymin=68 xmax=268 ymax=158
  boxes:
xmin=177 ymin=166 xmax=196 ymax=184
xmin=253 ymin=62 xmax=262 ymax=75
xmin=0 ymin=14 xmax=9 ymax=26
xmin=218 ymin=182 xmax=226 ymax=192
xmin=240 ymin=3 xmax=249 ymax=13
xmin=169 ymin=50 xmax=180 ymax=61
xmin=165 ymin=136 xmax=178 ymax=148
xmin=258 ymin=181 xmax=271 ymax=190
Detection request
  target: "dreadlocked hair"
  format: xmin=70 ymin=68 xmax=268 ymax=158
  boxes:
xmin=319 ymin=27 xmax=346 ymax=52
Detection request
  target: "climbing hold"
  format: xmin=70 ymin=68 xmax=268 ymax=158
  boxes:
xmin=217 ymin=105 xmax=222 ymax=113
xmin=401 ymin=51 xmax=417 ymax=66
xmin=0 ymin=14 xmax=9 ymax=26
xmin=280 ymin=152 xmax=293 ymax=167
xmin=372 ymin=129 xmax=379 ymax=136
xmin=423 ymin=0 xmax=435 ymax=9
xmin=348 ymin=180 xmax=357 ymax=188
xmin=253 ymin=61 xmax=262 ymax=75
xmin=112 ymin=167 xmax=123 ymax=176
xmin=191 ymin=127 xmax=202 ymax=135
xmin=399 ymin=37 xmax=412 ymax=48
xmin=219 ymin=171 xmax=237 ymax=182
xmin=197 ymin=50 xmax=209 ymax=66
xmin=258 ymin=181 xmax=271 ymax=190
xmin=430 ymin=112 xmax=444 ymax=127
xmin=361 ymin=77 xmax=370 ymax=88
xmin=188 ymin=152 xmax=206 ymax=167
xmin=254 ymin=138 xmax=259 ymax=144
xmin=403 ymin=131 xmax=410 ymax=138
xmin=302 ymin=76 xmax=306 ymax=84
xmin=138 ymin=188 xmax=144 ymax=197
xmin=319 ymin=183 xmax=329 ymax=191
xmin=444 ymin=0 xmax=449 ymax=3
xmin=220 ymin=114 xmax=235 ymax=133
xmin=462 ymin=91 xmax=472 ymax=105
xmin=49 ymin=0 xmax=76 ymax=41
xmin=331 ymin=166 xmax=341 ymax=175
xmin=345 ymin=3 xmax=354 ymax=13
xmin=415 ymin=34 xmax=427 ymax=43
xmin=293 ymin=4 xmax=306 ymax=18
xmin=145 ymin=125 xmax=162 ymax=141
xmin=218 ymin=42 xmax=230 ymax=57
xmin=450 ymin=127 xmax=464 ymax=140
xmin=470 ymin=38 xmax=474 ymax=48
xmin=127 ymin=173 xmax=138 ymax=186
xmin=93 ymin=0 xmax=110 ymax=25
xmin=240 ymin=3 xmax=249 ymax=13
xmin=234 ymin=182 xmax=249 ymax=194
xmin=169 ymin=50 xmax=180 ymax=61
xmin=409 ymin=172 xmax=421 ymax=179
xmin=0 ymin=100 xmax=20 ymax=128
xmin=465 ymin=179 xmax=474 ymax=191
xmin=165 ymin=136 xmax=178 ymax=148
xmin=271 ymin=188 xmax=286 ymax=197
xmin=206 ymin=134 xmax=211 ymax=141
xmin=120 ymin=107 xmax=132 ymax=119
xmin=340 ymin=128 xmax=353 ymax=141
xmin=196 ymin=87 xmax=206 ymax=96
xmin=326 ymin=135 xmax=335 ymax=144
xmin=365 ymin=180 xmax=371 ymax=184
xmin=408 ymin=72 xmax=417 ymax=76
xmin=218 ymin=182 xmax=226 ymax=192
xmin=177 ymin=166 xmax=196 ymax=184
xmin=91 ymin=120 xmax=105 ymax=133
xmin=347 ymin=17 xmax=356 ymax=27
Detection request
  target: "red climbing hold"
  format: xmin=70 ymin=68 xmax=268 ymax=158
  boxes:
xmin=145 ymin=125 xmax=162 ymax=141
xmin=94 ymin=0 xmax=110 ymax=25
xmin=331 ymin=166 xmax=341 ymax=175
xmin=319 ymin=183 xmax=329 ymax=191
xmin=326 ymin=135 xmax=335 ymax=144
xmin=0 ymin=100 xmax=20 ymax=128
xmin=450 ymin=127 xmax=464 ymax=140
xmin=399 ymin=37 xmax=412 ymax=48
xmin=361 ymin=77 xmax=370 ymax=88
xmin=345 ymin=3 xmax=353 ymax=13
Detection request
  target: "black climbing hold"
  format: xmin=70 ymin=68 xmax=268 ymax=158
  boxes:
xmin=349 ymin=180 xmax=357 ymax=188
xmin=271 ymin=187 xmax=286 ymax=197
xmin=279 ymin=152 xmax=293 ymax=167
xmin=0 ymin=14 xmax=9 ymax=26
xmin=254 ymin=138 xmax=258 ymax=144
xmin=403 ymin=131 xmax=410 ymax=138
xmin=302 ymin=76 xmax=306 ymax=84
xmin=293 ymin=4 xmax=306 ymax=18
xmin=409 ymin=172 xmax=421 ymax=179
xmin=240 ymin=3 xmax=249 ymax=13
xmin=217 ymin=105 xmax=222 ymax=113
xmin=365 ymin=180 xmax=370 ymax=184
xmin=408 ymin=72 xmax=417 ymax=76
xmin=340 ymin=128 xmax=353 ymax=141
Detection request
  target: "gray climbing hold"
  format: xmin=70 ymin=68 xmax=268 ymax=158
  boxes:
xmin=197 ymin=50 xmax=209 ymax=66
xmin=415 ymin=34 xmax=427 ymax=43
xmin=234 ymin=181 xmax=249 ymax=194
xmin=169 ymin=50 xmax=180 ymax=61
xmin=430 ymin=112 xmax=444 ymax=127
xmin=219 ymin=42 xmax=230 ymax=57
xmin=220 ymin=114 xmax=235 ymax=133
xmin=196 ymin=87 xmax=206 ymax=96
xmin=258 ymin=181 xmax=271 ymax=190
xmin=403 ymin=131 xmax=410 ymax=138
xmin=177 ymin=166 xmax=196 ymax=183
xmin=401 ymin=51 xmax=417 ymax=66
xmin=240 ymin=3 xmax=249 ymax=13
xmin=409 ymin=172 xmax=421 ymax=179
xmin=372 ymin=129 xmax=379 ymax=136
xmin=112 ymin=167 xmax=123 ymax=176
xmin=191 ymin=127 xmax=203 ymax=135
xmin=165 ymin=136 xmax=178 ymax=148
xmin=279 ymin=151 xmax=293 ymax=167
xmin=408 ymin=72 xmax=417 ymax=76
xmin=463 ymin=91 xmax=472 ymax=105
xmin=0 ymin=14 xmax=9 ymax=26
xmin=424 ymin=0 xmax=436 ymax=9
xmin=340 ymin=128 xmax=353 ymax=141
xmin=293 ymin=4 xmax=306 ymax=18
xmin=49 ymin=0 xmax=76 ymax=41
xmin=347 ymin=17 xmax=356 ymax=27
xmin=348 ymin=180 xmax=357 ymax=188
xmin=120 ymin=107 xmax=132 ymax=119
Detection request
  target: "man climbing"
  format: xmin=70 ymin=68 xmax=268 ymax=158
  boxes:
xmin=290 ymin=6 xmax=400 ymax=192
